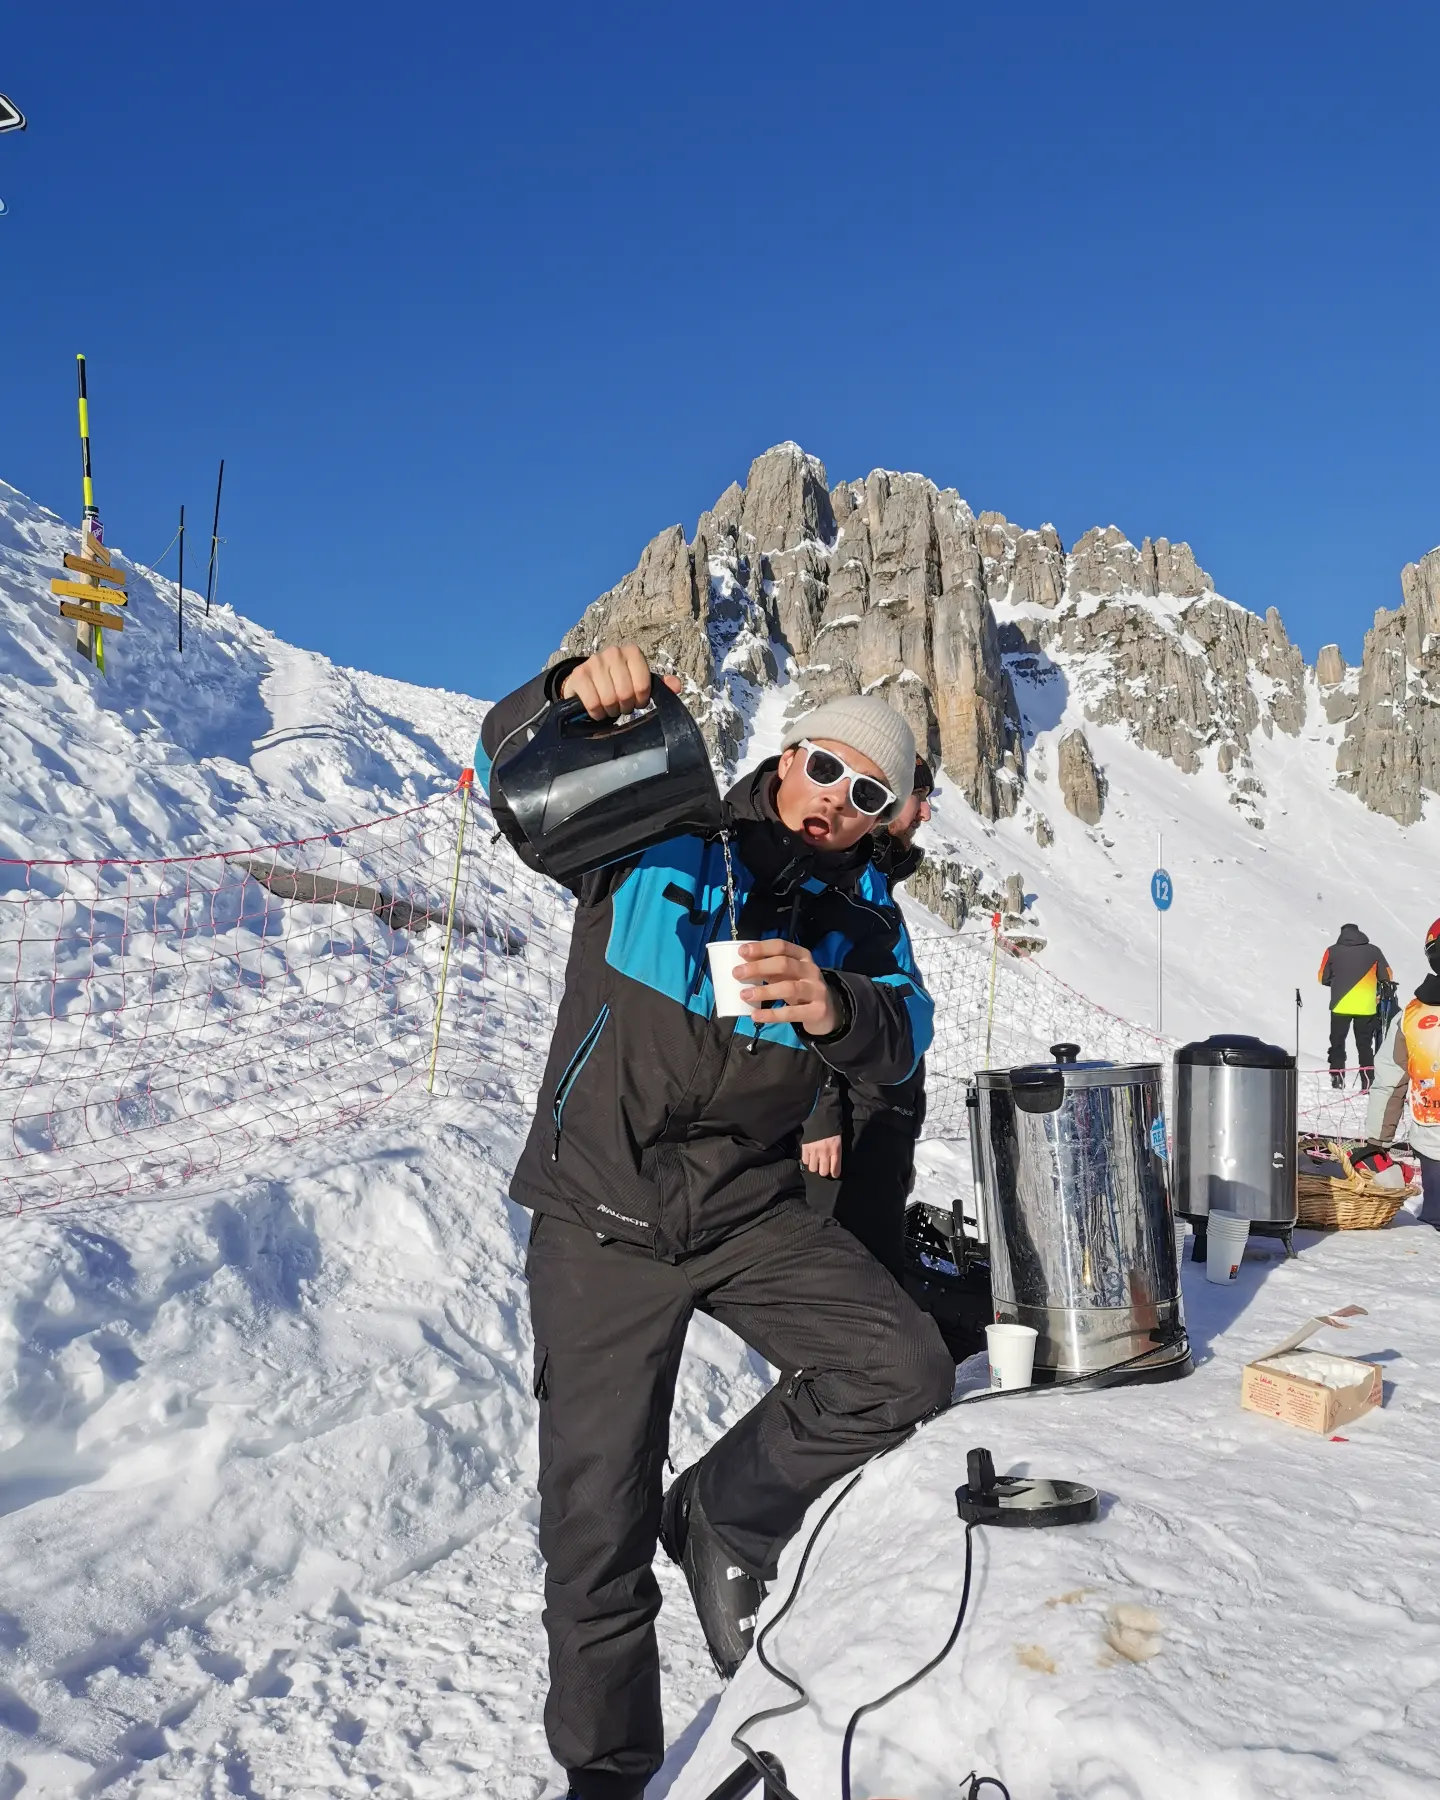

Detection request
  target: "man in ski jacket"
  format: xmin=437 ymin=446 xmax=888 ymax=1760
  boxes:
xmin=477 ymin=645 xmax=953 ymax=1800
xmin=1319 ymin=923 xmax=1392 ymax=1090
xmin=1366 ymin=917 xmax=1440 ymax=1226
xmin=801 ymin=754 xmax=935 ymax=1277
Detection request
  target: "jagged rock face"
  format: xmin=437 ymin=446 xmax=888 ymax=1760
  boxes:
xmin=1002 ymin=529 xmax=1306 ymax=816
xmin=555 ymin=441 xmax=1421 ymax=834
xmin=902 ymin=850 xmax=1010 ymax=931
xmin=1337 ymin=547 xmax=1440 ymax=824
xmin=561 ymin=443 xmax=1023 ymax=819
xmin=558 ymin=464 xmax=780 ymax=764
xmin=1316 ymin=643 xmax=1357 ymax=724
xmin=1067 ymin=526 xmax=1212 ymax=600
xmin=1316 ymin=644 xmax=1346 ymax=687
xmin=813 ymin=473 xmax=1019 ymax=819
xmin=977 ymin=514 xmax=1066 ymax=609
xmin=1058 ymin=728 xmax=1105 ymax=824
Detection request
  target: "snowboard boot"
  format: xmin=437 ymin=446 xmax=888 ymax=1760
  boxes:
xmin=564 ymin=1776 xmax=646 ymax=1800
xmin=660 ymin=1463 xmax=765 ymax=1680
xmin=1331 ymin=1071 xmax=1345 ymax=1090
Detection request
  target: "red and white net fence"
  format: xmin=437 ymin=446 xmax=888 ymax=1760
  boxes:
xmin=0 ymin=791 xmax=1390 ymax=1217
xmin=0 ymin=784 xmax=570 ymax=1213
xmin=921 ymin=929 xmax=1172 ymax=1137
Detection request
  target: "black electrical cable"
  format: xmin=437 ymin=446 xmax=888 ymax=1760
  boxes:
xmin=951 ymin=1333 xmax=1186 ymax=1404
xmin=724 ymin=1341 xmax=1175 ymax=1798
xmin=729 ymin=1464 xmax=870 ymax=1800
xmin=839 ymin=1523 xmax=977 ymax=1800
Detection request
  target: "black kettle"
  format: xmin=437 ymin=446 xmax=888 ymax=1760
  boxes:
xmin=491 ymin=682 xmax=723 ymax=883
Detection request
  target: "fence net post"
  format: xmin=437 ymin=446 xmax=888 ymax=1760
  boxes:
xmin=427 ymin=770 xmax=473 ymax=1094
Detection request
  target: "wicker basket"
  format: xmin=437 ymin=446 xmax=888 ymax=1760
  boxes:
xmin=1296 ymin=1138 xmax=1416 ymax=1231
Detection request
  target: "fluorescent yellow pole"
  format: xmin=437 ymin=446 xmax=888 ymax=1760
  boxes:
xmin=75 ymin=354 xmax=103 ymax=669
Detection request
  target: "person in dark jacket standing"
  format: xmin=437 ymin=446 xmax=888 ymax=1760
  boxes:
xmin=801 ymin=755 xmax=935 ymax=1276
xmin=1319 ymin=923 xmax=1393 ymax=1089
xmin=477 ymin=645 xmax=953 ymax=1800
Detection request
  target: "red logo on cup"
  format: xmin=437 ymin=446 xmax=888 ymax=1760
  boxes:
xmin=1419 ymin=1014 xmax=1440 ymax=1030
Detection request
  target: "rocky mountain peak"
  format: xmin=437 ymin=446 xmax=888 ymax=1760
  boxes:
xmin=1335 ymin=545 xmax=1440 ymax=824
xmin=556 ymin=445 xmax=1437 ymax=849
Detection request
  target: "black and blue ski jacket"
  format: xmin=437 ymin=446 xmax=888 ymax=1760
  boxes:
xmin=477 ymin=664 xmax=934 ymax=1259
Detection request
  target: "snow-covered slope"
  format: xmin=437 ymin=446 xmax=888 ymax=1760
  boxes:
xmin=0 ymin=481 xmax=758 ymax=1795
xmin=0 ymin=478 xmax=487 ymax=863
xmin=2 ymin=476 xmax=1438 ymax=1799
xmin=917 ymin=651 xmax=1440 ymax=1070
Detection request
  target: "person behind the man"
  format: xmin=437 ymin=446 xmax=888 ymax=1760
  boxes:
xmin=1319 ymin=923 xmax=1392 ymax=1090
xmin=477 ymin=645 xmax=954 ymax=1800
xmin=1366 ymin=917 xmax=1440 ymax=1226
xmin=800 ymin=754 xmax=935 ymax=1276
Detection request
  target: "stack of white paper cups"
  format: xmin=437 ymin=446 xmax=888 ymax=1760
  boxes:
xmin=1205 ymin=1209 xmax=1251 ymax=1284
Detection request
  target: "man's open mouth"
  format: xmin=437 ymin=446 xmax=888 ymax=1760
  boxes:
xmin=801 ymin=814 xmax=833 ymax=842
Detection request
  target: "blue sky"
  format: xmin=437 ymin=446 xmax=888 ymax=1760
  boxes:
xmin=3 ymin=3 xmax=1438 ymax=700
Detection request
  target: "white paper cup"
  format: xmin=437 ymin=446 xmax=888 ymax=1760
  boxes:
xmin=986 ymin=1322 xmax=1038 ymax=1391
xmin=1173 ymin=1216 xmax=1191 ymax=1271
xmin=1205 ymin=1209 xmax=1250 ymax=1284
xmin=707 ymin=941 xmax=760 ymax=1019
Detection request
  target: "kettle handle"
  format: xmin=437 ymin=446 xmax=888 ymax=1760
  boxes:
xmin=553 ymin=680 xmax=691 ymax=740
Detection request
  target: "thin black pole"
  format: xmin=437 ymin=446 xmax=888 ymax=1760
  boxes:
xmin=205 ymin=458 xmax=224 ymax=616
xmin=176 ymin=504 xmax=186 ymax=653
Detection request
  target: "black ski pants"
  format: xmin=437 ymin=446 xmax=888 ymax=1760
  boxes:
xmin=524 ymin=1199 xmax=955 ymax=1788
xmin=802 ymin=1117 xmax=916 ymax=1278
xmin=1329 ymin=1012 xmax=1380 ymax=1084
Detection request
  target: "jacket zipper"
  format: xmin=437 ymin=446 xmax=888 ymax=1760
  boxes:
xmin=551 ymin=1005 xmax=610 ymax=1160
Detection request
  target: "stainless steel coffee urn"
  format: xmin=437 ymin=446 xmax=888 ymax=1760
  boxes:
xmin=1173 ymin=1034 xmax=1297 ymax=1254
xmin=970 ymin=1051 xmax=1190 ymax=1385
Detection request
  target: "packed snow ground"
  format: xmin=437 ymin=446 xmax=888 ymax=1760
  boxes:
xmin=675 ymin=1202 xmax=1440 ymax=1800
xmin=2 ymin=479 xmax=1439 ymax=1797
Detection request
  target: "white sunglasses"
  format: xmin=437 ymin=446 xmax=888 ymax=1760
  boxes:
xmin=796 ymin=741 xmax=897 ymax=817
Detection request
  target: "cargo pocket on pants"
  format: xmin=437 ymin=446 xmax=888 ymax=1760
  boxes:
xmin=533 ymin=1344 xmax=552 ymax=1482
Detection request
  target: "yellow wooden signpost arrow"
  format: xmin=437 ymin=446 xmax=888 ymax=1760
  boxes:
xmin=52 ymin=577 xmax=128 ymax=607
xmin=59 ymin=602 xmax=124 ymax=632
xmin=63 ymin=554 xmax=127 ymax=588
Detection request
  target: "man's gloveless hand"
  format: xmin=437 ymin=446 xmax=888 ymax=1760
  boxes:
xmin=737 ymin=940 xmax=842 ymax=1035
xmin=560 ymin=644 xmax=683 ymax=720
xmin=800 ymin=1135 xmax=843 ymax=1179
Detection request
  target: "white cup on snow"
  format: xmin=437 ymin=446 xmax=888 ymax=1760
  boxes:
xmin=986 ymin=1322 xmax=1038 ymax=1390
xmin=1205 ymin=1209 xmax=1251 ymax=1284
xmin=707 ymin=941 xmax=761 ymax=1019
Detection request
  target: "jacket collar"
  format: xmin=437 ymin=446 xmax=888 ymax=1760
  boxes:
xmin=722 ymin=758 xmax=875 ymax=895
xmin=873 ymin=832 xmax=924 ymax=883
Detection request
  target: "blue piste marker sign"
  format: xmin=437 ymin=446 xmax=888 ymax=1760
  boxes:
xmin=1151 ymin=869 xmax=1173 ymax=911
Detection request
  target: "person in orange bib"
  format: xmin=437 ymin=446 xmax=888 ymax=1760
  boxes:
xmin=1319 ymin=923 xmax=1392 ymax=1090
xmin=1366 ymin=918 xmax=1440 ymax=1226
